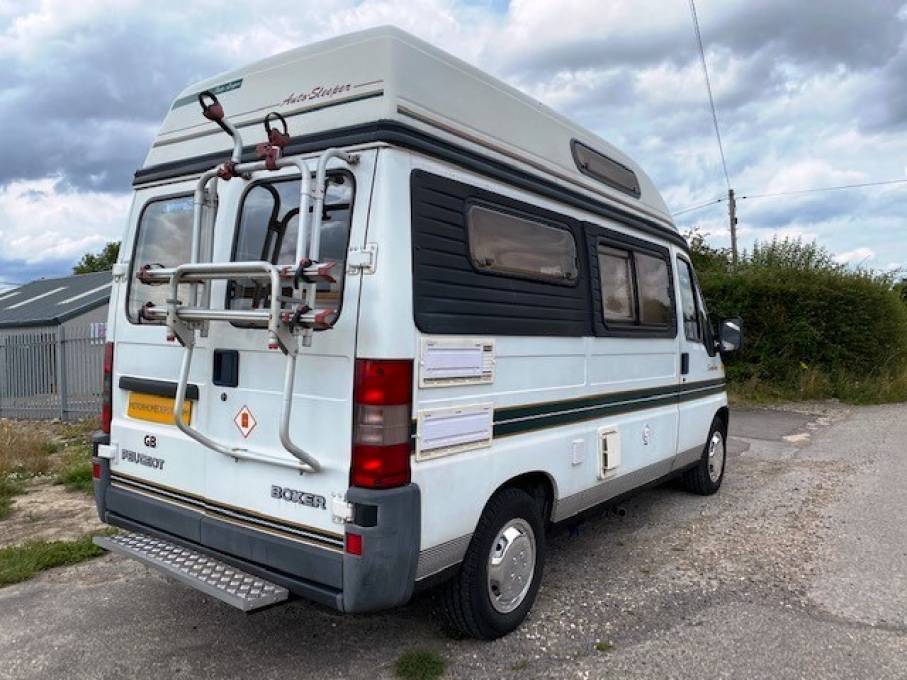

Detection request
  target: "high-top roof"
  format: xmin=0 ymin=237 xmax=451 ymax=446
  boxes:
xmin=144 ymin=26 xmax=673 ymax=228
xmin=0 ymin=271 xmax=111 ymax=328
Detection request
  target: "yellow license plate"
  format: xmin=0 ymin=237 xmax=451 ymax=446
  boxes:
xmin=127 ymin=392 xmax=192 ymax=426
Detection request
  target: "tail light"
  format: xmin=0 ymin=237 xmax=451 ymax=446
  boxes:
xmin=101 ymin=342 xmax=114 ymax=433
xmin=350 ymin=359 xmax=413 ymax=489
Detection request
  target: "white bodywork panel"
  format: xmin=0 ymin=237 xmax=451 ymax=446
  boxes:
xmin=143 ymin=27 xmax=672 ymax=227
xmin=353 ymin=149 xmax=726 ymax=568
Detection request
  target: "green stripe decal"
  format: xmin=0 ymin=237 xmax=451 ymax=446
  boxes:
xmin=410 ymin=379 xmax=726 ymax=441
xmin=494 ymin=383 xmax=726 ymax=438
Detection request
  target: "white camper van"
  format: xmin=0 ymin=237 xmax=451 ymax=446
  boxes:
xmin=92 ymin=26 xmax=742 ymax=639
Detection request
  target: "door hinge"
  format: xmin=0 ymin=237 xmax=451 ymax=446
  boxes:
xmin=330 ymin=495 xmax=353 ymax=524
xmin=112 ymin=263 xmax=129 ymax=282
xmin=347 ymin=243 xmax=377 ymax=275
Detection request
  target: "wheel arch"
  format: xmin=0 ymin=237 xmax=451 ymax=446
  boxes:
xmin=715 ymin=405 xmax=730 ymax=435
xmin=489 ymin=470 xmax=558 ymax=525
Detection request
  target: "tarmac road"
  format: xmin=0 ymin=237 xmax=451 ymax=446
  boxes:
xmin=1 ymin=403 xmax=905 ymax=679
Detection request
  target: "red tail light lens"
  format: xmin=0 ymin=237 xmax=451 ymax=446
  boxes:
xmin=345 ymin=532 xmax=363 ymax=556
xmin=92 ymin=461 xmax=102 ymax=481
xmin=101 ymin=342 xmax=114 ymax=433
xmin=351 ymin=359 xmax=413 ymax=489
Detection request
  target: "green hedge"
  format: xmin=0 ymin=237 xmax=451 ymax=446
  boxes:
xmin=691 ymin=235 xmax=907 ymax=403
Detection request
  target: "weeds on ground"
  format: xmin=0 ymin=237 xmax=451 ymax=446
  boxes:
xmin=0 ymin=476 xmax=27 ymax=520
xmin=594 ymin=641 xmax=614 ymax=653
xmin=0 ymin=419 xmax=98 ymax=504
xmin=0 ymin=421 xmax=58 ymax=476
xmin=53 ymin=446 xmax=94 ymax=494
xmin=0 ymin=533 xmax=107 ymax=587
xmin=395 ymin=649 xmax=446 ymax=680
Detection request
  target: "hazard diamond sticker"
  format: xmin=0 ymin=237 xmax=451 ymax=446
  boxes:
xmin=234 ymin=406 xmax=257 ymax=439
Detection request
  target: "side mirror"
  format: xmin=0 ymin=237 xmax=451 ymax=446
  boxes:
xmin=718 ymin=317 xmax=743 ymax=353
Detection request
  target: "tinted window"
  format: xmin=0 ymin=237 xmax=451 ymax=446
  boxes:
xmin=229 ymin=173 xmax=353 ymax=311
xmin=677 ymin=258 xmax=701 ymax=341
xmin=636 ymin=252 xmax=672 ymax=326
xmin=467 ymin=205 xmax=578 ymax=284
xmin=128 ymin=195 xmax=194 ymax=323
xmin=598 ymin=246 xmax=635 ymax=322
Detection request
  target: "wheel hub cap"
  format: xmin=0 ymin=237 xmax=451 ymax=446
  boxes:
xmin=707 ymin=430 xmax=725 ymax=483
xmin=487 ymin=519 xmax=536 ymax=614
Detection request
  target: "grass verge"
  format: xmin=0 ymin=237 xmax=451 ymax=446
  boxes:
xmin=728 ymin=365 xmax=907 ymax=406
xmin=395 ymin=649 xmax=446 ymax=680
xmin=0 ymin=477 xmax=27 ymax=520
xmin=53 ymin=447 xmax=94 ymax=494
xmin=0 ymin=534 xmax=107 ymax=588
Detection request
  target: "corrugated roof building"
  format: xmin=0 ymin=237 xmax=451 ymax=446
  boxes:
xmin=0 ymin=271 xmax=111 ymax=420
xmin=0 ymin=270 xmax=111 ymax=330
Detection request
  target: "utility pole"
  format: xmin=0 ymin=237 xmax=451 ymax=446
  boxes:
xmin=728 ymin=188 xmax=738 ymax=265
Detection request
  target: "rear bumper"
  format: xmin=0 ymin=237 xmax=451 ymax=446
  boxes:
xmin=92 ymin=434 xmax=420 ymax=613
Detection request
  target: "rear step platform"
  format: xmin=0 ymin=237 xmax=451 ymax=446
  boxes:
xmin=94 ymin=532 xmax=289 ymax=612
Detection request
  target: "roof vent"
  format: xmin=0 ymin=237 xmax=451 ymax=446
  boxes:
xmin=571 ymin=140 xmax=640 ymax=198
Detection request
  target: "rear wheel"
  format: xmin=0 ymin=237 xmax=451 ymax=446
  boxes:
xmin=438 ymin=488 xmax=545 ymax=639
xmin=681 ymin=416 xmax=727 ymax=495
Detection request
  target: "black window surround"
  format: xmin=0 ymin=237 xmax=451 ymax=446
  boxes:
xmin=411 ymin=170 xmax=592 ymax=337
xmin=571 ymin=139 xmax=641 ymax=198
xmin=585 ymin=222 xmax=678 ymax=339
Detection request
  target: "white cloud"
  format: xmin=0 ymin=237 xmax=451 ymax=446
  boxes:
xmin=834 ymin=247 xmax=876 ymax=265
xmin=2 ymin=0 xmax=907 ymax=279
xmin=0 ymin=177 xmax=128 ymax=264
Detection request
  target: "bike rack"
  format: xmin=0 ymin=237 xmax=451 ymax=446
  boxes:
xmin=135 ymin=91 xmax=359 ymax=474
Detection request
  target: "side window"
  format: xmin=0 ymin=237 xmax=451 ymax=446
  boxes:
xmin=127 ymin=195 xmax=194 ymax=323
xmin=593 ymin=235 xmax=675 ymax=335
xmin=598 ymin=246 xmax=635 ymax=322
xmin=467 ymin=204 xmax=578 ymax=284
xmin=677 ymin=257 xmax=702 ymax=342
xmin=635 ymin=252 xmax=672 ymax=326
xmin=228 ymin=173 xmax=354 ymax=311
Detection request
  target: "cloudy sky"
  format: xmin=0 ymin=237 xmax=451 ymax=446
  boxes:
xmin=1 ymin=0 xmax=906 ymax=286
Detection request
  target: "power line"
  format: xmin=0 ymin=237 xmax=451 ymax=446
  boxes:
xmin=672 ymin=177 xmax=907 ymax=217
xmin=688 ymin=0 xmax=730 ymax=192
xmin=739 ymin=178 xmax=907 ymax=200
xmin=671 ymin=197 xmax=724 ymax=216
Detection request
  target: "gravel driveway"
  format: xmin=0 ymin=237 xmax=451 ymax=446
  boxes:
xmin=1 ymin=403 xmax=905 ymax=679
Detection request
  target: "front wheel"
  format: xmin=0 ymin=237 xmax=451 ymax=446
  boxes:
xmin=681 ymin=416 xmax=727 ymax=495
xmin=438 ymin=488 xmax=545 ymax=639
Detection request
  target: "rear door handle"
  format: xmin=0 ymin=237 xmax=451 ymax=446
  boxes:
xmin=680 ymin=352 xmax=690 ymax=375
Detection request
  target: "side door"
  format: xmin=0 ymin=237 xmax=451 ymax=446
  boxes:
xmin=674 ymin=252 xmax=721 ymax=462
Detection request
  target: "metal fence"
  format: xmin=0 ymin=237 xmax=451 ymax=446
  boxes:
xmin=0 ymin=323 xmax=106 ymax=420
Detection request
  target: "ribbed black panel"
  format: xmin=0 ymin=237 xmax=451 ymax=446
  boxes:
xmin=411 ymin=170 xmax=592 ymax=336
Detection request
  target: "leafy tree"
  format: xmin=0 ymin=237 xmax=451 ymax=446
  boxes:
xmin=73 ymin=242 xmax=120 ymax=274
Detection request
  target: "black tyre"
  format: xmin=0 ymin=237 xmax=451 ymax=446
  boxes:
xmin=681 ymin=415 xmax=727 ymax=495
xmin=438 ymin=487 xmax=545 ymax=640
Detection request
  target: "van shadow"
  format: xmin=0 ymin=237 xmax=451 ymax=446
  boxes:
xmin=123 ymin=480 xmax=701 ymax=678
